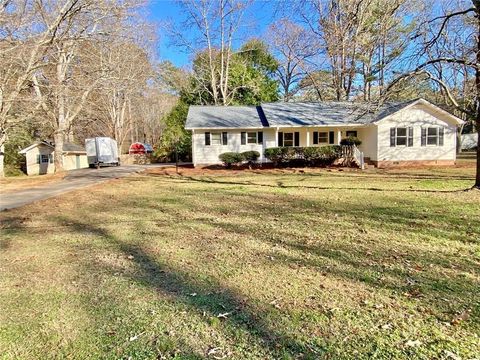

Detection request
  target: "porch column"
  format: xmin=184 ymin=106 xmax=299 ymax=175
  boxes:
xmin=306 ymin=129 xmax=310 ymax=147
xmin=275 ymin=127 xmax=279 ymax=146
xmin=337 ymin=130 xmax=342 ymax=145
xmin=191 ymin=129 xmax=196 ymax=166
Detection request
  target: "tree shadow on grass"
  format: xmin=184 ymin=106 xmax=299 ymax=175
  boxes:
xmin=0 ymin=215 xmax=31 ymax=250
xmin=58 ymin=217 xmax=321 ymax=359
xmin=107 ymin=187 xmax=476 ymax=326
xmin=141 ymin=173 xmax=471 ymax=193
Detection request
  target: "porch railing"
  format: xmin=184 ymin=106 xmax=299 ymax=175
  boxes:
xmin=341 ymin=145 xmax=365 ymax=169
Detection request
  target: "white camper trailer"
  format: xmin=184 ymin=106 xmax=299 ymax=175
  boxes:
xmin=85 ymin=137 xmax=120 ymax=168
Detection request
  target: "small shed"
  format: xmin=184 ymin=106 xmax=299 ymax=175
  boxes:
xmin=19 ymin=141 xmax=88 ymax=175
xmin=62 ymin=143 xmax=89 ymax=170
xmin=19 ymin=141 xmax=55 ymax=175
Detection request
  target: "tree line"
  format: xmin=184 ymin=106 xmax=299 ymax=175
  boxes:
xmin=0 ymin=0 xmax=175 ymax=175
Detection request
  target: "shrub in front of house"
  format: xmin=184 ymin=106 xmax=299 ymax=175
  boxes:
xmin=264 ymin=146 xmax=341 ymax=167
xmin=263 ymin=147 xmax=291 ymax=166
xmin=242 ymin=151 xmax=261 ymax=168
xmin=303 ymin=146 xmax=341 ymax=166
xmin=340 ymin=136 xmax=362 ymax=146
xmin=242 ymin=151 xmax=260 ymax=162
xmin=219 ymin=152 xmax=244 ymax=168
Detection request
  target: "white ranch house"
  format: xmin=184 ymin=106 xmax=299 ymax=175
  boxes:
xmin=185 ymin=98 xmax=464 ymax=168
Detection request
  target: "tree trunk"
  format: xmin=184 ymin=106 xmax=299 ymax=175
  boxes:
xmin=475 ymin=1 xmax=480 ymax=188
xmin=54 ymin=130 xmax=64 ymax=173
xmin=475 ymin=115 xmax=480 ymax=189
xmin=0 ymin=133 xmax=5 ymax=177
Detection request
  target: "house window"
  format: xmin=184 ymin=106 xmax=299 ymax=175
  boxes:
xmin=205 ymin=132 xmax=227 ymax=146
xmin=41 ymin=155 xmax=49 ymax=163
xmin=390 ymin=127 xmax=413 ymax=147
xmin=427 ymin=128 xmax=438 ymax=145
xmin=346 ymin=130 xmax=357 ymax=138
xmin=49 ymin=154 xmax=54 ymax=163
xmin=247 ymin=132 xmax=257 ymax=144
xmin=396 ymin=128 xmax=407 ymax=146
xmin=421 ymin=127 xmax=444 ymax=146
xmin=318 ymin=132 xmax=328 ymax=143
xmin=241 ymin=131 xmax=263 ymax=145
xmin=278 ymin=132 xmax=299 ymax=147
xmin=313 ymin=131 xmax=328 ymax=145
xmin=211 ymin=132 xmax=222 ymax=145
xmin=284 ymin=132 xmax=294 ymax=147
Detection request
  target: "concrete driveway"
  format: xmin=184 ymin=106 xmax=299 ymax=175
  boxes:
xmin=0 ymin=164 xmax=168 ymax=211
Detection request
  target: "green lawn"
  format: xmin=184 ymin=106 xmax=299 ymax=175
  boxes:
xmin=1 ymin=167 xmax=479 ymax=359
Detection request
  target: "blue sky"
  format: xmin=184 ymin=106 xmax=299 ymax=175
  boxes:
xmin=147 ymin=0 xmax=278 ymax=67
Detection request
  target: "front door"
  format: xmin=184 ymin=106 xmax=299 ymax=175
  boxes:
xmin=75 ymin=155 xmax=81 ymax=169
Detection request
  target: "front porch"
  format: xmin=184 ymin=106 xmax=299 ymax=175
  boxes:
xmin=272 ymin=126 xmax=374 ymax=159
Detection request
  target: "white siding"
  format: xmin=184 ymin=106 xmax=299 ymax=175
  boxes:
xmin=377 ymin=104 xmax=457 ymax=162
xmin=25 ymin=145 xmax=55 ymax=175
xmin=63 ymin=153 xmax=89 ymax=170
xmin=356 ymin=127 xmax=378 ymax=161
xmin=192 ymin=129 xmax=276 ymax=165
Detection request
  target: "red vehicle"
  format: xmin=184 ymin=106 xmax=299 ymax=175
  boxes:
xmin=129 ymin=142 xmax=153 ymax=155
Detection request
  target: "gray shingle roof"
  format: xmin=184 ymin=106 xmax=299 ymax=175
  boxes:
xmin=261 ymin=102 xmax=370 ymax=126
xmin=63 ymin=143 xmax=85 ymax=152
xmin=185 ymin=99 xmax=425 ymax=129
xmin=185 ymin=105 xmax=266 ymax=129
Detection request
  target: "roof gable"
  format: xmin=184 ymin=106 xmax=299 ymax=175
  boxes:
xmin=372 ymin=98 xmax=464 ymax=125
xmin=19 ymin=141 xmax=54 ymax=154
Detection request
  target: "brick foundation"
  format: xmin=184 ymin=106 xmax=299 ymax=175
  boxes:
xmin=373 ymin=160 xmax=456 ymax=168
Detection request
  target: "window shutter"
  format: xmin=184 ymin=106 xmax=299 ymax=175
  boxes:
xmin=294 ymin=132 xmax=300 ymax=147
xmin=241 ymin=132 xmax=246 ymax=145
xmin=205 ymin=132 xmax=211 ymax=146
xmin=37 ymin=154 xmax=41 ymax=164
xmin=421 ymin=128 xmax=426 ymax=146
xmin=278 ymin=132 xmax=283 ymax=147
xmin=390 ymin=128 xmax=396 ymax=147
xmin=222 ymin=132 xmax=228 ymax=145
xmin=408 ymin=127 xmax=413 ymax=147
xmin=329 ymin=131 xmax=334 ymax=144
xmin=257 ymin=131 xmax=263 ymax=144
xmin=439 ymin=127 xmax=444 ymax=146
xmin=313 ymin=131 xmax=319 ymax=145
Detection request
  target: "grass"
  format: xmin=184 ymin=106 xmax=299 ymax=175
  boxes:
xmin=0 ymin=166 xmax=479 ymax=359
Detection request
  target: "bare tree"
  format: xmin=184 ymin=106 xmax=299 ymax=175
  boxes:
xmin=132 ymin=89 xmax=177 ymax=148
xmin=299 ymin=0 xmax=373 ymax=101
xmin=171 ymin=0 xmax=252 ymax=105
xmin=386 ymin=0 xmax=480 ymax=188
xmin=97 ymin=41 xmax=153 ymax=153
xmin=0 ymin=0 xmax=89 ymax=176
xmin=267 ymin=18 xmax=320 ymax=101
xmin=31 ymin=0 xmax=144 ymax=172
xmin=356 ymin=0 xmax=415 ymax=101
